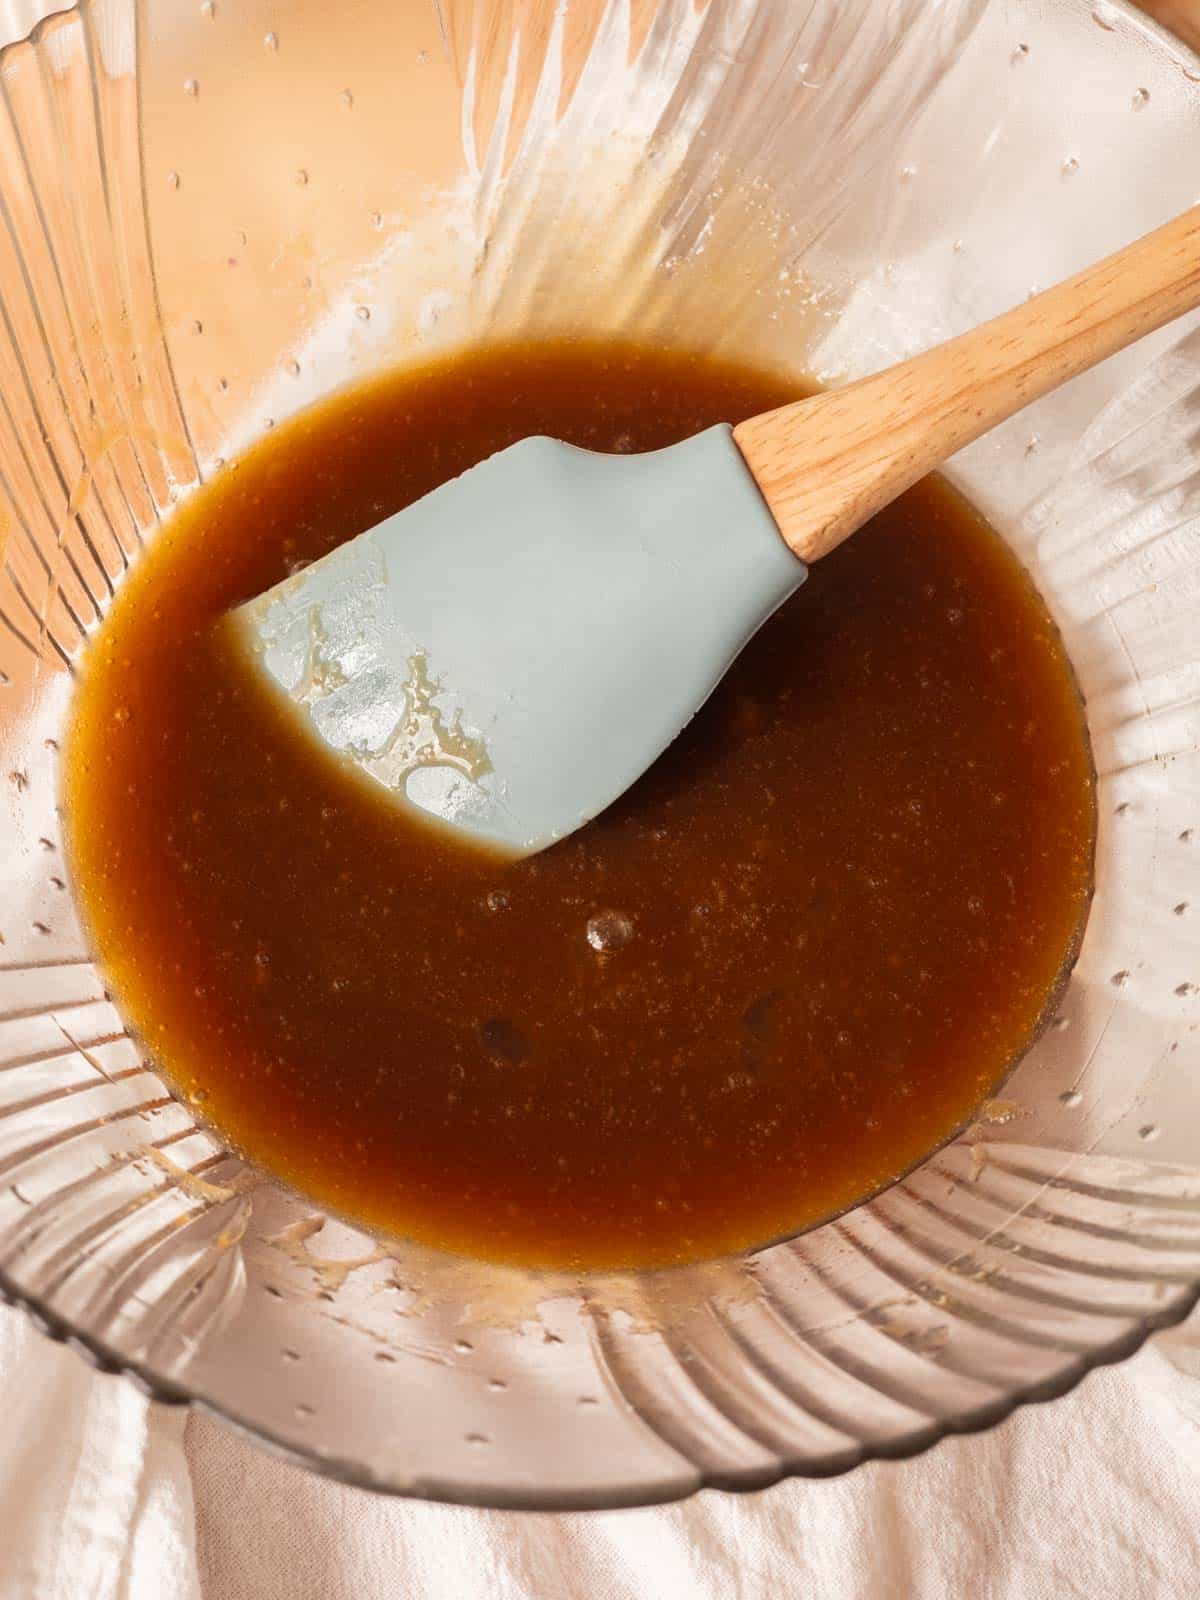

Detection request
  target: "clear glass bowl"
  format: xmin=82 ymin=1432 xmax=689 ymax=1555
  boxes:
xmin=1 ymin=0 xmax=1199 ymax=1507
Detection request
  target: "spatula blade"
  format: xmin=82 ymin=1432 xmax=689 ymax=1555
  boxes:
xmin=231 ymin=424 xmax=803 ymax=857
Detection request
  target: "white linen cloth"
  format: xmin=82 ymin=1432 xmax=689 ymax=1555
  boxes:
xmin=2 ymin=1300 xmax=1198 ymax=1600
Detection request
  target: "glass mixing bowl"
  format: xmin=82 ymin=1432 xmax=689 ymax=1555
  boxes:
xmin=1 ymin=0 xmax=1199 ymax=1507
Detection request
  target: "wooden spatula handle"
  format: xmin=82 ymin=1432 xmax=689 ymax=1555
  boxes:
xmin=733 ymin=206 xmax=1200 ymax=564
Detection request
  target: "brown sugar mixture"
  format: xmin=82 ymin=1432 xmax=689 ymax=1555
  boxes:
xmin=64 ymin=337 xmax=1095 ymax=1270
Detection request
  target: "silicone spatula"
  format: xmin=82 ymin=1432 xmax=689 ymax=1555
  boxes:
xmin=232 ymin=207 xmax=1200 ymax=858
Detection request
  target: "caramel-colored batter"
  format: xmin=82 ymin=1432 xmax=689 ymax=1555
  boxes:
xmin=64 ymin=338 xmax=1094 ymax=1269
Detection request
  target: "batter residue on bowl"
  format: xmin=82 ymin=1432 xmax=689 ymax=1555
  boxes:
xmin=64 ymin=338 xmax=1095 ymax=1269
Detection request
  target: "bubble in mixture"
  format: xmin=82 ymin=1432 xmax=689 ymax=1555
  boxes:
xmin=478 ymin=1017 xmax=527 ymax=1064
xmin=586 ymin=910 xmax=634 ymax=953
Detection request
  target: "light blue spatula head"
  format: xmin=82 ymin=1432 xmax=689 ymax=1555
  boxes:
xmin=231 ymin=424 xmax=805 ymax=858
